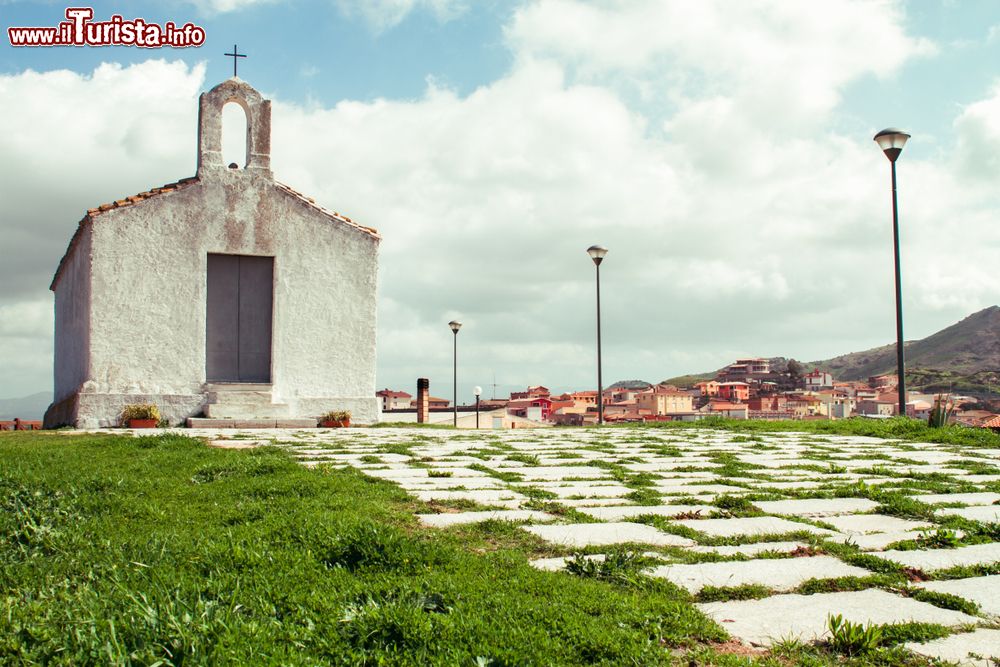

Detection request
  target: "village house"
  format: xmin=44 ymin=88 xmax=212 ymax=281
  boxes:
xmin=507 ymin=396 xmax=553 ymax=421
xmin=803 ymin=369 xmax=834 ymax=390
xmin=694 ymin=380 xmax=720 ymax=397
xmin=717 ymin=382 xmax=750 ymax=402
xmin=510 ymin=386 xmax=550 ymax=400
xmin=376 ymin=389 xmax=412 ymax=411
xmin=703 ymin=399 xmax=748 ymax=419
xmin=717 ymin=358 xmax=771 ymax=383
xmin=858 ymin=399 xmax=897 ymax=417
xmin=636 ymin=385 xmax=694 ymax=415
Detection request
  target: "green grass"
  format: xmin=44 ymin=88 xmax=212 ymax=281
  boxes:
xmin=616 ymin=416 xmax=1000 ymax=449
xmin=1 ymin=432 xmax=727 ymax=665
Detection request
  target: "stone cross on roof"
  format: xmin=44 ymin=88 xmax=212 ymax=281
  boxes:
xmin=224 ymin=44 xmax=247 ymax=78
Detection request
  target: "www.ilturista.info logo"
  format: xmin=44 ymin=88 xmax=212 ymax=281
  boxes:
xmin=8 ymin=7 xmax=206 ymax=48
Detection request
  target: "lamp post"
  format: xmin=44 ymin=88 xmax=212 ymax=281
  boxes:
xmin=874 ymin=128 xmax=911 ymax=419
xmin=587 ymin=245 xmax=608 ymax=425
xmin=474 ymin=385 xmax=482 ymax=429
xmin=448 ymin=320 xmax=462 ymax=426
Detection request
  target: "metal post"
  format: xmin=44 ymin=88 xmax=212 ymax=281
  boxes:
xmin=476 ymin=395 xmax=480 ymax=429
xmin=596 ymin=262 xmax=604 ymax=425
xmin=890 ymin=160 xmax=906 ymax=418
xmin=453 ymin=331 xmax=458 ymax=427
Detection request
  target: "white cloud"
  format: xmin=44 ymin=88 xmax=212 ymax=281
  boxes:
xmin=507 ymin=0 xmax=935 ymax=124
xmin=335 ymin=0 xmax=468 ymax=31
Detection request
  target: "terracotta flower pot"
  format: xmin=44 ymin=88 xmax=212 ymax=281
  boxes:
xmin=320 ymin=419 xmax=350 ymax=428
xmin=128 ymin=418 xmax=158 ymax=428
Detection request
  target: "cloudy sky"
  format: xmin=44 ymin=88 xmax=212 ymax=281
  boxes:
xmin=2 ymin=0 xmax=999 ymax=403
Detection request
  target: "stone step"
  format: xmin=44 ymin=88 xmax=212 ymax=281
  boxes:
xmin=204 ymin=402 xmax=291 ymax=419
xmin=187 ymin=418 xmax=318 ymax=429
xmin=206 ymin=390 xmax=275 ymax=404
xmin=205 ymin=383 xmax=273 ymax=392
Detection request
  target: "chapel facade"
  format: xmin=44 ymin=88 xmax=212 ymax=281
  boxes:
xmin=44 ymin=78 xmax=381 ymax=428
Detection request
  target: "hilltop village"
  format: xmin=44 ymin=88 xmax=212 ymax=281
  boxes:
xmin=377 ymin=358 xmax=1000 ymax=429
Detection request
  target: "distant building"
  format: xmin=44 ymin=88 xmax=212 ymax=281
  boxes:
xmin=858 ymin=399 xmax=896 ymax=417
xmin=510 ymin=386 xmax=550 ymax=400
xmin=376 ymin=389 xmax=412 ymax=411
xmin=803 ymin=369 xmax=834 ymax=390
xmin=508 ymin=397 xmax=553 ymax=420
xmin=869 ymin=374 xmax=897 ymax=389
xmin=718 ymin=358 xmax=770 ymax=382
xmin=704 ymin=400 xmax=748 ymax=419
xmin=694 ymin=380 xmax=720 ymax=397
xmin=411 ymin=396 xmax=449 ymax=409
xmin=717 ymin=382 xmax=750 ymax=402
xmin=636 ymin=385 xmax=694 ymax=415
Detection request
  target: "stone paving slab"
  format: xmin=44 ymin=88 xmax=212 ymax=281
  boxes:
xmin=522 ymin=522 xmax=696 ymax=548
xmin=655 ymin=483 xmax=749 ymax=495
xmin=528 ymin=551 xmax=663 ymax=572
xmin=515 ymin=466 xmax=611 ymax=480
xmin=752 ymin=498 xmax=879 ymax=517
xmin=879 ymin=542 xmax=1000 ymax=571
xmin=411 ymin=489 xmax=525 ymax=508
xmin=831 ymin=530 xmax=936 ymax=551
xmin=417 ymin=510 xmax=555 ymax=528
xmin=935 ymin=505 xmax=1000 ymax=523
xmin=823 ymin=513 xmax=932 ymax=534
xmin=697 ymin=589 xmax=978 ymax=647
xmin=674 ymin=516 xmax=838 ymax=538
xmin=364 ymin=467 xmax=491 ymax=478
xmin=913 ymin=492 xmax=1000 ymax=506
xmin=650 ymin=555 xmax=869 ymax=593
xmin=526 ymin=482 xmax=634 ymax=499
xmin=690 ymin=541 xmax=808 ymax=557
xmin=577 ymin=504 xmax=715 ymax=521
xmin=915 ymin=576 xmax=1000 ymax=617
xmin=559 ymin=497 xmax=635 ymax=507
xmin=906 ymin=629 xmax=1000 ymax=666
xmin=395 ymin=478 xmax=508 ymax=490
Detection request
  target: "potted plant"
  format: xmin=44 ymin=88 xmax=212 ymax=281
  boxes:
xmin=319 ymin=410 xmax=351 ymax=428
xmin=121 ymin=403 xmax=161 ymax=429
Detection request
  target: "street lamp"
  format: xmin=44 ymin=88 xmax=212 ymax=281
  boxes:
xmin=873 ymin=128 xmax=911 ymax=418
xmin=473 ymin=385 xmax=482 ymax=429
xmin=449 ymin=320 xmax=462 ymax=426
xmin=587 ymin=245 xmax=608 ymax=425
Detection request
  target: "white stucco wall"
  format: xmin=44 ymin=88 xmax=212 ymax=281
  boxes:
xmin=45 ymin=79 xmax=380 ymax=428
xmin=52 ymin=224 xmax=92 ymax=403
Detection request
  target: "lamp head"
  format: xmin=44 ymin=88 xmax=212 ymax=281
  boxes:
xmin=873 ymin=128 xmax=910 ymax=163
xmin=586 ymin=245 xmax=608 ymax=266
xmin=448 ymin=320 xmax=462 ymax=334
xmin=473 ymin=385 xmax=482 ymax=397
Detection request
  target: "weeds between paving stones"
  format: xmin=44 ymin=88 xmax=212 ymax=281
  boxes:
xmin=827 ymin=614 xmax=883 ymax=657
xmin=695 ymin=584 xmax=773 ymax=603
xmin=907 ymin=589 xmax=982 ymax=616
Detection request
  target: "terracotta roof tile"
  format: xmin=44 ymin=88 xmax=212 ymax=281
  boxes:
xmin=981 ymin=415 xmax=1000 ymax=429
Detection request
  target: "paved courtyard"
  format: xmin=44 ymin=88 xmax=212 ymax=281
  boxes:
xmin=185 ymin=426 xmax=1000 ymax=664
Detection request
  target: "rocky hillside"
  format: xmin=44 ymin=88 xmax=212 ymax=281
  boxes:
xmin=810 ymin=306 xmax=999 ymax=379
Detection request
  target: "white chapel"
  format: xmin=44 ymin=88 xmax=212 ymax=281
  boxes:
xmin=44 ymin=78 xmax=381 ymax=428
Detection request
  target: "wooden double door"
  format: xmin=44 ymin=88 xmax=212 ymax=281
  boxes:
xmin=206 ymin=254 xmax=273 ymax=383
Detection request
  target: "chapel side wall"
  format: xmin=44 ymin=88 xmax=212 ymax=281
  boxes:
xmin=268 ymin=186 xmax=380 ymax=423
xmin=52 ymin=225 xmax=92 ymax=403
xmin=88 ymin=192 xmax=206 ymax=398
